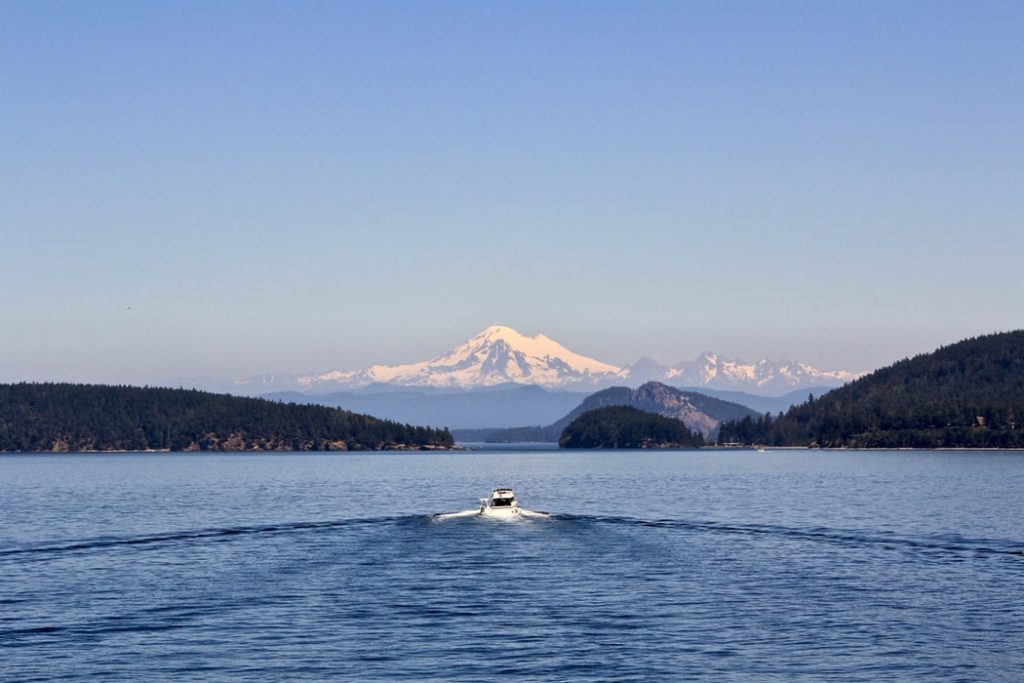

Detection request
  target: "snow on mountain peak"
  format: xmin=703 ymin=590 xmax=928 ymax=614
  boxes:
xmin=478 ymin=325 xmax=521 ymax=341
xmin=300 ymin=325 xmax=624 ymax=390
xmin=248 ymin=327 xmax=861 ymax=395
xmin=638 ymin=352 xmax=861 ymax=394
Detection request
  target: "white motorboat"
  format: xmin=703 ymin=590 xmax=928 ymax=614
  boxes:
xmin=481 ymin=488 xmax=520 ymax=518
xmin=434 ymin=488 xmax=549 ymax=521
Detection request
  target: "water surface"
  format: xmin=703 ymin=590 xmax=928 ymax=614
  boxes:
xmin=2 ymin=448 xmax=1022 ymax=681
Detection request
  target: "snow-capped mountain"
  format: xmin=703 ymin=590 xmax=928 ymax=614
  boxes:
xmin=621 ymin=352 xmax=859 ymax=395
xmin=292 ymin=325 xmax=623 ymax=391
xmin=231 ymin=325 xmax=860 ymax=395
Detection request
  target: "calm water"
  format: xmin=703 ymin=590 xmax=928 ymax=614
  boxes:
xmin=2 ymin=448 xmax=1023 ymax=681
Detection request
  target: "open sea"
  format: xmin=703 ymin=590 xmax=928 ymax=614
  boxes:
xmin=2 ymin=447 xmax=1023 ymax=681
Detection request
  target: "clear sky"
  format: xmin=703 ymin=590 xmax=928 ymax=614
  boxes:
xmin=2 ymin=1 xmax=1022 ymax=384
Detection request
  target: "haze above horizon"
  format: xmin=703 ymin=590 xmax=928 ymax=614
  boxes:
xmin=2 ymin=2 xmax=1021 ymax=385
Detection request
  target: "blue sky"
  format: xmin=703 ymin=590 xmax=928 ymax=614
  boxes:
xmin=2 ymin=1 xmax=1022 ymax=384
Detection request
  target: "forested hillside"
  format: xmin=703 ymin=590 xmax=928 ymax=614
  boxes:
xmin=718 ymin=331 xmax=1024 ymax=448
xmin=0 ymin=383 xmax=454 ymax=452
xmin=559 ymin=406 xmax=705 ymax=449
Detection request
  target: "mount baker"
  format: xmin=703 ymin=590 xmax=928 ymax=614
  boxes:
xmin=236 ymin=325 xmax=859 ymax=396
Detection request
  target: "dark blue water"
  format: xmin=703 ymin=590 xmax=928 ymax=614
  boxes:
xmin=2 ymin=448 xmax=1023 ymax=681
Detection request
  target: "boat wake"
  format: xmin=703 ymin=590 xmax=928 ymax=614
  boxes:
xmin=432 ymin=509 xmax=551 ymax=522
xmin=0 ymin=515 xmax=421 ymax=562
xmin=3 ymin=511 xmax=1018 ymax=565
xmin=566 ymin=514 xmax=1024 ymax=559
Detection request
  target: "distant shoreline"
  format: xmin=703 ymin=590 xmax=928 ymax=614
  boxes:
xmin=0 ymin=445 xmax=468 ymax=454
xmin=3 ymin=446 xmax=1023 ymax=454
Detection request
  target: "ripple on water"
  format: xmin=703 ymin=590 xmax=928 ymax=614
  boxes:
xmin=1 ymin=450 xmax=1023 ymax=681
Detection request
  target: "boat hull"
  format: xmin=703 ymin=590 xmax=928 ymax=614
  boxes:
xmin=480 ymin=506 xmax=521 ymax=519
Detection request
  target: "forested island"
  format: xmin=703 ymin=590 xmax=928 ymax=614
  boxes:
xmin=718 ymin=331 xmax=1024 ymax=448
xmin=0 ymin=383 xmax=454 ymax=452
xmin=559 ymin=406 xmax=705 ymax=449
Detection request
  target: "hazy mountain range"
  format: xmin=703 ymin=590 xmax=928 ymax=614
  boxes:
xmin=453 ymin=382 xmax=761 ymax=442
xmin=263 ymin=384 xmax=585 ymax=431
xmin=264 ymin=383 xmax=826 ymax=430
xmin=234 ymin=325 xmax=860 ymax=396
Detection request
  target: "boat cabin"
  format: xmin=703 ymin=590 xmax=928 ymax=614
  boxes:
xmin=488 ymin=488 xmax=517 ymax=507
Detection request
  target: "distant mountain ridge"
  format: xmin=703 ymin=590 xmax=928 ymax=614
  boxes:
xmin=259 ymin=383 xmax=815 ymax=431
xmin=676 ymin=386 xmax=832 ymax=416
xmin=263 ymin=383 xmax=586 ymax=430
xmin=453 ymin=381 xmax=760 ymax=442
xmin=233 ymin=325 xmax=859 ymax=396
xmin=621 ymin=354 xmax=858 ymax=395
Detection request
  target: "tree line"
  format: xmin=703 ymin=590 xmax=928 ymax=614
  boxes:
xmin=0 ymin=383 xmax=454 ymax=452
xmin=717 ymin=331 xmax=1024 ymax=448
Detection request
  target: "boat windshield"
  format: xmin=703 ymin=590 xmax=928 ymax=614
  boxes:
xmin=490 ymin=498 xmax=514 ymax=507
